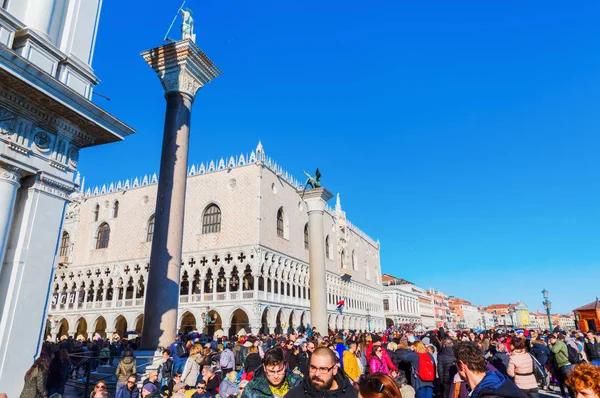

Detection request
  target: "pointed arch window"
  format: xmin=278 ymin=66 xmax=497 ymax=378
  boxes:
xmin=146 ymin=215 xmax=155 ymax=242
xmin=340 ymin=250 xmax=346 ymax=269
xmin=113 ymin=201 xmax=119 ymax=218
xmin=59 ymin=232 xmax=70 ymax=257
xmin=277 ymin=208 xmax=284 ymax=238
xmin=96 ymin=223 xmax=110 ymax=249
xmin=352 ymin=250 xmax=358 ymax=271
xmin=325 ymin=235 xmax=330 ymax=259
xmin=202 ymin=204 xmax=221 ymax=234
xmin=93 ymin=204 xmax=99 ymax=222
xmin=304 ymin=223 xmax=309 ymax=249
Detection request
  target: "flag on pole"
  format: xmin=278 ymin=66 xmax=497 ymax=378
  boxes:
xmin=336 ymin=298 xmax=345 ymax=314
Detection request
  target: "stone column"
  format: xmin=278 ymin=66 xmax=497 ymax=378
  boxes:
xmin=0 ymin=164 xmax=23 ymax=272
xmin=299 ymin=187 xmax=333 ymax=335
xmin=140 ymin=40 xmax=220 ymax=350
xmin=0 ymin=173 xmax=73 ymax=391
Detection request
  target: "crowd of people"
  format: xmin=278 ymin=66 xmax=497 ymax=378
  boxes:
xmin=15 ymin=326 xmax=600 ymax=398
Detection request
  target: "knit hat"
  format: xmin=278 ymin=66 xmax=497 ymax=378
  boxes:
xmin=143 ymin=384 xmax=157 ymax=393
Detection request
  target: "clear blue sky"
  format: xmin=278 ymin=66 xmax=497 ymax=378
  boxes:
xmin=79 ymin=1 xmax=600 ymax=314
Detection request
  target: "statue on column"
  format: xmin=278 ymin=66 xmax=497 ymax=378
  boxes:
xmin=179 ymin=8 xmax=196 ymax=42
xmin=302 ymin=168 xmax=321 ymax=190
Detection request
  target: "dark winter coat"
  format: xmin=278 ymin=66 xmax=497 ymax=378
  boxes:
xmin=241 ymin=368 xmax=302 ymax=398
xmin=531 ymin=342 xmax=551 ymax=366
xmin=286 ymin=372 xmax=357 ymax=398
xmin=244 ymin=352 xmax=262 ymax=373
xmin=470 ymin=370 xmax=526 ymax=398
xmin=585 ymin=337 xmax=600 ymax=361
xmin=437 ymin=346 xmax=456 ymax=388
xmin=490 ymin=353 xmax=509 ymax=376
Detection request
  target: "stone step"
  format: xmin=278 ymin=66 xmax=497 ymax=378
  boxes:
xmin=96 ymin=365 xmax=117 ymax=373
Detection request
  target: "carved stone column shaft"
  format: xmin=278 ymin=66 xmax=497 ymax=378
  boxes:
xmin=300 ymin=187 xmax=333 ymax=335
xmin=140 ymin=39 xmax=220 ymax=350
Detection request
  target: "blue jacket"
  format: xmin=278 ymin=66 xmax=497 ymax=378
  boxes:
xmin=335 ymin=343 xmax=346 ymax=369
xmin=116 ymin=385 xmax=139 ymax=398
xmin=531 ymin=343 xmax=551 ymax=366
xmin=471 ymin=370 xmax=525 ymax=398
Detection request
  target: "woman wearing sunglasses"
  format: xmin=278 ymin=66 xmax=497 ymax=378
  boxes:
xmin=91 ymin=381 xmax=110 ymax=398
xmin=357 ymin=373 xmax=401 ymax=398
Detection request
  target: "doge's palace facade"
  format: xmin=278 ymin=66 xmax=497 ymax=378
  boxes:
xmin=47 ymin=143 xmax=385 ymax=340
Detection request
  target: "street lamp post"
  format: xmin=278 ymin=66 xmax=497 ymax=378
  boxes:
xmin=509 ymin=308 xmax=515 ymax=329
xmin=542 ymin=289 xmax=553 ymax=332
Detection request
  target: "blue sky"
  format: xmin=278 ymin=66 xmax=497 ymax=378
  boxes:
xmin=79 ymin=1 xmax=600 ymax=314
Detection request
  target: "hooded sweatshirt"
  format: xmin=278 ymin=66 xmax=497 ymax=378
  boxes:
xmin=286 ymin=372 xmax=357 ymax=398
xmin=470 ymin=370 xmax=525 ymax=398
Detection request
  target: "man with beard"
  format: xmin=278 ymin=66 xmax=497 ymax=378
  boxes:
xmin=287 ymin=347 xmax=357 ymax=398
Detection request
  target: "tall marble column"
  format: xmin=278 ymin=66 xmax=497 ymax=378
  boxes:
xmin=300 ymin=187 xmax=333 ymax=335
xmin=0 ymin=164 xmax=23 ymax=272
xmin=140 ymin=39 xmax=220 ymax=350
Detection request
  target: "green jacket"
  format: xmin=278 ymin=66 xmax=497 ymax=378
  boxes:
xmin=241 ymin=369 xmax=302 ymax=398
xmin=550 ymin=339 xmax=570 ymax=368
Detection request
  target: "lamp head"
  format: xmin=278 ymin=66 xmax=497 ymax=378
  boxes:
xmin=542 ymin=289 xmax=548 ymax=299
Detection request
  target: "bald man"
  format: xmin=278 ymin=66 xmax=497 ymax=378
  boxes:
xmin=287 ymin=347 xmax=357 ymax=398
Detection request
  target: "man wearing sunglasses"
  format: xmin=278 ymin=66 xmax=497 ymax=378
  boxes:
xmin=287 ymin=347 xmax=357 ymax=398
xmin=116 ymin=375 xmax=139 ymax=398
xmin=241 ymin=347 xmax=302 ymax=398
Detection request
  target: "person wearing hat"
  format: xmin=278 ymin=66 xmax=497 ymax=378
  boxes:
xmin=171 ymin=382 xmax=187 ymax=398
xmin=218 ymin=370 xmax=238 ymax=398
xmin=141 ymin=384 xmax=160 ymax=398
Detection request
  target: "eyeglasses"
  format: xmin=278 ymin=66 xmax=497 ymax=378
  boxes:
xmin=265 ymin=366 xmax=287 ymax=376
xmin=309 ymin=364 xmax=336 ymax=374
xmin=127 ymin=381 xmax=136 ymax=384
xmin=97 ymin=386 xmax=106 ymax=390
xmin=358 ymin=375 xmax=385 ymax=393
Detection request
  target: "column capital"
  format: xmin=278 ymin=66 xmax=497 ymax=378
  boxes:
xmin=0 ymin=162 xmax=25 ymax=185
xmin=141 ymin=39 xmax=221 ymax=98
xmin=298 ymin=187 xmax=333 ymax=213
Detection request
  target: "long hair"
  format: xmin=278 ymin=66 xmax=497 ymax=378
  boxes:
xmin=413 ymin=341 xmax=427 ymax=354
xmin=358 ymin=373 xmax=401 ymax=398
xmin=25 ymin=356 xmax=51 ymax=379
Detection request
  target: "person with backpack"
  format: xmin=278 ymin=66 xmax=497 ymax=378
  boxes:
xmin=548 ymin=333 xmax=575 ymax=398
xmin=219 ymin=342 xmax=236 ymax=375
xmin=169 ymin=334 xmax=189 ymax=374
xmin=397 ymin=341 xmax=436 ymax=398
xmin=158 ymin=349 xmax=174 ymax=387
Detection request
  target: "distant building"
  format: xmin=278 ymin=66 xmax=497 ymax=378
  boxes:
xmin=382 ymin=274 xmax=435 ymax=329
xmin=484 ymin=302 xmax=530 ymax=329
xmin=449 ymin=297 xmax=481 ymax=330
xmin=428 ymin=288 xmax=451 ymax=329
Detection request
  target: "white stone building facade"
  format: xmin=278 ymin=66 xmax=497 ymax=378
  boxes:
xmin=0 ymin=1 xmax=133 ymax=395
xmin=47 ymin=144 xmax=385 ymax=339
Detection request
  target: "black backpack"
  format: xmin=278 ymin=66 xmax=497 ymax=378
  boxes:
xmin=567 ymin=344 xmax=581 ymax=364
xmin=176 ymin=342 xmax=187 ymax=358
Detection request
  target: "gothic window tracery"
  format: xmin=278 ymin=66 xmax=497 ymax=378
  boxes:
xmin=59 ymin=232 xmax=70 ymax=257
xmin=277 ymin=208 xmax=285 ymax=238
xmin=202 ymin=204 xmax=221 ymax=234
xmin=146 ymin=215 xmax=155 ymax=242
xmin=96 ymin=223 xmax=110 ymax=249
xmin=304 ymin=223 xmax=309 ymax=249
